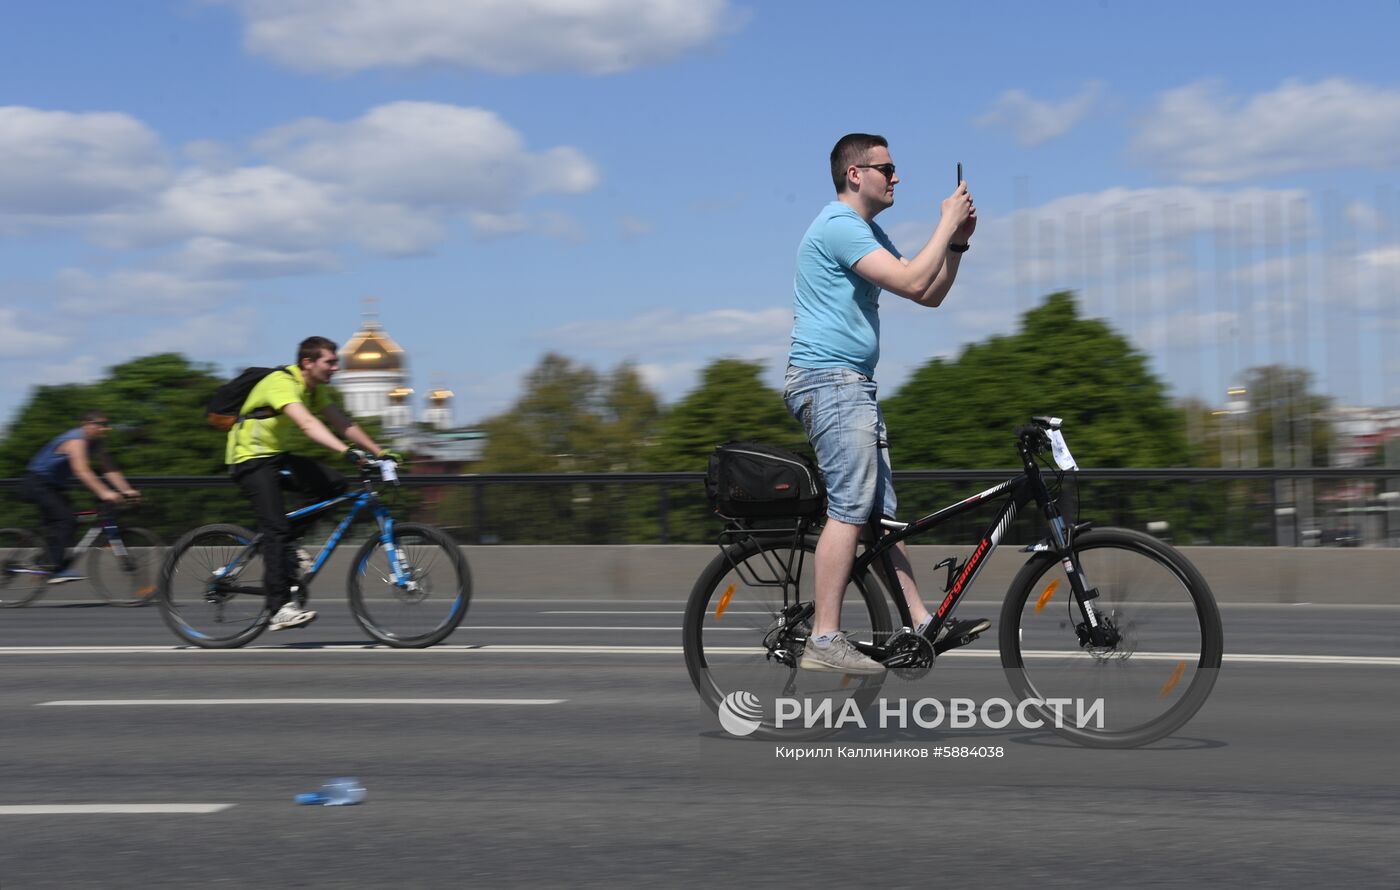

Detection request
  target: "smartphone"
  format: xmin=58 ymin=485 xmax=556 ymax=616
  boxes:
xmin=957 ymin=162 xmax=963 ymax=187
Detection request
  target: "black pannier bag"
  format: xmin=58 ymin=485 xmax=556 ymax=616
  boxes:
xmin=705 ymin=441 xmax=826 ymax=520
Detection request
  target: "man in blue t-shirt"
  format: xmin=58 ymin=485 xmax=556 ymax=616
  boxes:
xmin=784 ymin=133 xmax=988 ymax=673
xmin=20 ymin=411 xmax=140 ymax=583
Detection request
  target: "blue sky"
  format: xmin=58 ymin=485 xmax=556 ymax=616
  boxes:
xmin=2 ymin=0 xmax=1398 ymax=430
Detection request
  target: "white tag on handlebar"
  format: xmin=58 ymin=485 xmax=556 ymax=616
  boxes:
xmin=1047 ymin=430 xmax=1078 ymax=471
xmin=379 ymin=460 xmax=399 ymax=483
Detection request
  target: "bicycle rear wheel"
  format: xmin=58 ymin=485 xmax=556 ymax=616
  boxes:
xmin=158 ymin=524 xmax=269 ymax=648
xmin=0 ymin=528 xmax=47 ymax=608
xmin=348 ymin=522 xmax=471 ymax=648
xmin=89 ymin=527 xmax=165 ymax=606
xmin=999 ymin=527 xmax=1223 ymax=748
xmin=683 ymin=531 xmax=893 ymax=741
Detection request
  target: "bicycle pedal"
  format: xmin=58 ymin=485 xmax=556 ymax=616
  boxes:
xmin=933 ymin=628 xmax=985 ymax=656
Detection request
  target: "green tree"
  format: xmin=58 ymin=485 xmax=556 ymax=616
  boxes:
xmin=881 ymin=292 xmax=1190 ymax=541
xmin=884 ymin=292 xmax=1188 ymax=469
xmin=0 ymin=353 xmax=397 ymax=539
xmin=647 ymin=358 xmax=805 ymax=543
xmin=0 ymin=354 xmax=238 ymax=538
xmin=440 ymin=354 xmax=665 ymax=543
xmin=649 ymin=359 xmax=805 ymax=471
xmin=1239 ymin=365 xmax=1333 ymax=468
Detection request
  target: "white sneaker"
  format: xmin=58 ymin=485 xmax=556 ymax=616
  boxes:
xmin=270 ymin=602 xmax=317 ymax=631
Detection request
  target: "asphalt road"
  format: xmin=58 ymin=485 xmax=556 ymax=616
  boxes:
xmin=2 ymin=594 xmax=1398 ymax=888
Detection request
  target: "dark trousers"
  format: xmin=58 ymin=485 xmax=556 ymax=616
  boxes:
xmin=18 ymin=474 xmax=76 ymax=571
xmin=231 ymin=454 xmax=347 ymax=610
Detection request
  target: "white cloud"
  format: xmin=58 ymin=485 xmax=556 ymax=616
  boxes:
xmin=91 ymin=165 xmax=348 ymax=251
xmin=1361 ymin=245 xmax=1400 ymax=272
xmin=232 ymin=0 xmax=740 ymax=75
xmin=1133 ymin=78 xmax=1400 ymax=184
xmin=55 ymin=267 xmax=237 ymax=315
xmin=255 ymin=102 xmax=599 ymax=210
xmin=1345 ymin=200 xmax=1386 ymax=231
xmin=167 ymin=237 xmax=340 ymax=280
xmin=468 ymin=211 xmax=530 ymax=238
xmin=0 ymin=106 xmax=170 ymax=219
xmin=0 ymin=307 xmax=70 ymax=357
xmin=127 ymin=307 xmax=260 ymax=357
xmin=975 ymin=82 xmax=1105 ymax=147
xmin=4 ymin=100 xmax=598 ymax=313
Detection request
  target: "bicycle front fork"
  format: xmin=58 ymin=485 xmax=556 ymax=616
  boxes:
xmin=1045 ymin=513 xmax=1117 ymax=648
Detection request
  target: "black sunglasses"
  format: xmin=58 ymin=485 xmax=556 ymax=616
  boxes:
xmin=855 ymin=163 xmax=896 ymax=178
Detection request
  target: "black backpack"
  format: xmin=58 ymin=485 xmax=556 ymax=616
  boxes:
xmin=206 ymin=367 xmax=293 ymax=431
xmin=705 ymin=441 xmax=826 ymax=520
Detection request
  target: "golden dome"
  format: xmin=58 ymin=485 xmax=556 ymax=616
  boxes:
xmin=342 ymin=318 xmax=406 ymax=371
xmin=428 ymin=388 xmax=454 ymax=405
xmin=388 ymin=386 xmax=414 ymax=404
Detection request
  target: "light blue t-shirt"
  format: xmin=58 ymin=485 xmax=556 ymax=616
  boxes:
xmin=788 ymin=201 xmax=901 ymax=378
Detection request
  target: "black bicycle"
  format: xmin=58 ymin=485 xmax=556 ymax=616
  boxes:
xmin=157 ymin=458 xmax=470 ymax=649
xmin=0 ymin=504 xmax=164 ymax=608
xmin=683 ymin=417 xmax=1224 ymax=748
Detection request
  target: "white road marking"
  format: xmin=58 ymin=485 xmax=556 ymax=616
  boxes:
xmin=38 ymin=698 xmax=564 ymax=706
xmin=1 ymin=645 xmax=1398 ymax=666
xmin=0 ymin=804 xmax=233 ymax=815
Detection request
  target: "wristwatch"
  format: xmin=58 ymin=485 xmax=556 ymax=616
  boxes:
xmin=949 ymin=242 xmax=971 ymax=253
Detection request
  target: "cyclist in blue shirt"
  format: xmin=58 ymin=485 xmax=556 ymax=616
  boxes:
xmin=20 ymin=411 xmax=140 ymax=583
xmin=784 ymin=133 xmax=987 ymax=673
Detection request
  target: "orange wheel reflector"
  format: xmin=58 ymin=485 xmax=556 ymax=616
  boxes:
xmin=1159 ymin=661 xmax=1187 ymax=698
xmin=715 ymin=584 xmax=735 ymax=619
xmin=1035 ymin=579 xmax=1059 ymax=613
xmin=841 ymin=675 xmax=853 ymax=689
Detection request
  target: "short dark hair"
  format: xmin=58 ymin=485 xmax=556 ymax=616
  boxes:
xmin=830 ymin=133 xmax=888 ymax=193
xmin=298 ymin=336 xmax=339 ymax=366
xmin=81 ymin=409 xmax=108 ymax=424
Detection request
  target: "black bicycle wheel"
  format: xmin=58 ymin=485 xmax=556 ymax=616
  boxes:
xmin=348 ymin=522 xmax=471 ymax=648
xmin=0 ymin=528 xmax=47 ymax=608
xmin=683 ymin=531 xmax=894 ymax=741
xmin=89 ymin=527 xmax=165 ymax=607
xmin=999 ymin=527 xmax=1223 ymax=748
xmin=158 ymin=524 xmax=270 ymax=649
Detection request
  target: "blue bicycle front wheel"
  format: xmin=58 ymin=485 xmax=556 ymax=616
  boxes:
xmin=347 ymin=522 xmax=471 ymax=648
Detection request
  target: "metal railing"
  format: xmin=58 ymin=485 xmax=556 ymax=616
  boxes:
xmin=3 ymin=467 xmax=1398 ymax=547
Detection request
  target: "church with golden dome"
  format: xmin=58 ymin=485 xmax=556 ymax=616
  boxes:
xmin=338 ymin=305 xmax=484 ymax=465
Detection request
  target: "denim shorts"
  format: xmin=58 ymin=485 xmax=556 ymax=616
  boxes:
xmin=783 ymin=365 xmax=896 ymax=525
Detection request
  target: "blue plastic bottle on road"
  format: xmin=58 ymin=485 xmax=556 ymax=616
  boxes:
xmin=295 ymin=777 xmax=366 ymax=806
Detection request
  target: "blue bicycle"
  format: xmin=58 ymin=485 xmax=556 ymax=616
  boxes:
xmin=156 ymin=458 xmax=470 ymax=648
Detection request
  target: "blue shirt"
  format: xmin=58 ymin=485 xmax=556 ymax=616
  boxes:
xmin=788 ymin=201 xmax=901 ymax=378
xmin=27 ymin=428 xmax=87 ymax=487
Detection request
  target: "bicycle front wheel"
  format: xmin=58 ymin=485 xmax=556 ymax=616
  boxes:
xmin=0 ymin=528 xmax=47 ymax=608
xmin=683 ymin=532 xmax=894 ymax=741
xmin=89 ymin=527 xmax=165 ymax=606
xmin=158 ymin=524 xmax=270 ymax=649
xmin=999 ymin=527 xmax=1223 ymax=748
xmin=348 ymin=523 xmax=471 ymax=648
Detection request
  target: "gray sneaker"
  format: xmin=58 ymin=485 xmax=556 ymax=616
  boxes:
xmin=799 ymin=631 xmax=886 ymax=675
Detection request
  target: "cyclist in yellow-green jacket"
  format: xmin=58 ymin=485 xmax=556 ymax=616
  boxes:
xmin=226 ymin=336 xmax=400 ymax=631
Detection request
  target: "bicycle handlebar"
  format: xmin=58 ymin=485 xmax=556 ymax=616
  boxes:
xmin=356 ymin=456 xmax=402 ymax=485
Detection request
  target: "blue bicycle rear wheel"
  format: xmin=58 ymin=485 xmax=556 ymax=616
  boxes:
xmin=158 ymin=524 xmax=269 ymax=648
